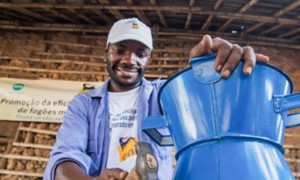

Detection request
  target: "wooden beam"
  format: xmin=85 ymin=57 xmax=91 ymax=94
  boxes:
xmin=0 ymin=71 xmax=39 ymax=79
xmin=293 ymin=172 xmax=300 ymax=178
xmin=156 ymin=28 xmax=300 ymax=49
xmin=76 ymin=6 xmax=300 ymax=26
xmin=201 ymin=0 xmax=225 ymax=30
xmin=260 ymin=24 xmax=283 ymax=35
xmin=0 ymin=55 xmax=187 ymax=67
xmin=0 ymin=65 xmax=169 ymax=78
xmin=18 ymin=127 xmax=57 ymax=135
xmin=98 ymin=0 xmax=110 ymax=4
xmin=0 ymin=3 xmax=300 ymax=25
xmin=201 ymin=14 xmax=214 ymax=31
xmin=0 ymin=56 xmax=105 ymax=66
xmin=0 ymin=153 xmax=49 ymax=161
xmin=245 ymin=1 xmax=300 ymax=34
xmin=285 ymin=144 xmax=300 ymax=149
xmin=0 ymin=169 xmax=43 ymax=177
xmin=245 ymin=22 xmax=264 ymax=33
xmin=34 ymin=52 xmax=102 ymax=59
xmin=150 ymin=0 xmax=168 ymax=28
xmin=0 ymin=9 xmax=36 ymax=21
xmin=91 ymin=9 xmax=113 ymax=25
xmin=109 ymin=9 xmax=125 ymax=19
xmin=97 ymin=0 xmax=125 ymax=19
xmin=213 ymin=0 xmax=224 ymax=10
xmin=42 ymin=40 xmax=103 ymax=48
xmin=0 ymin=20 xmax=108 ymax=33
xmin=218 ymin=0 xmax=258 ymax=32
xmin=0 ymin=137 xmax=13 ymax=144
xmin=290 ymin=35 xmax=300 ymax=40
xmin=157 ymin=11 xmax=168 ymax=28
xmin=285 ymin=133 xmax=300 ymax=138
xmin=274 ymin=0 xmax=300 ymax=17
xmin=278 ymin=27 xmax=300 ymax=38
xmin=67 ymin=9 xmax=98 ymax=25
xmin=217 ymin=19 xmax=232 ymax=32
xmin=184 ymin=0 xmax=195 ymax=29
xmin=134 ymin=10 xmax=151 ymax=26
xmin=185 ymin=12 xmax=192 ymax=30
xmin=0 ymin=3 xmax=299 ymax=27
xmin=43 ymin=8 xmax=79 ymax=24
xmin=12 ymin=7 xmax=55 ymax=22
xmin=0 ymin=14 xmax=9 ymax=19
xmin=126 ymin=0 xmax=133 ymax=4
xmin=12 ymin=142 xmax=53 ymax=149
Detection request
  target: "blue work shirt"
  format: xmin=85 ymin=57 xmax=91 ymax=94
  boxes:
xmin=43 ymin=78 xmax=173 ymax=180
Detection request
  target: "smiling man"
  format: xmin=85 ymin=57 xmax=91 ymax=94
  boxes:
xmin=105 ymin=18 xmax=152 ymax=92
xmin=105 ymin=40 xmax=150 ymax=92
xmin=43 ymin=18 xmax=269 ymax=180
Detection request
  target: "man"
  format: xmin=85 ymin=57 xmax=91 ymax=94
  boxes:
xmin=43 ymin=18 xmax=269 ymax=180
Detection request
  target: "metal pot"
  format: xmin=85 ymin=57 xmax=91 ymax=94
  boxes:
xmin=143 ymin=53 xmax=300 ymax=180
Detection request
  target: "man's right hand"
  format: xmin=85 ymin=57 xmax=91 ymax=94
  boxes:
xmin=96 ymin=168 xmax=128 ymax=180
xmin=55 ymin=162 xmax=128 ymax=180
xmin=124 ymin=167 xmax=139 ymax=180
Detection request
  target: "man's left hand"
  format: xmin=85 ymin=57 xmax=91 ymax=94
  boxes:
xmin=189 ymin=35 xmax=269 ymax=78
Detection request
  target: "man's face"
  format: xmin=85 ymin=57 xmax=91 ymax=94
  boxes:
xmin=105 ymin=40 xmax=151 ymax=92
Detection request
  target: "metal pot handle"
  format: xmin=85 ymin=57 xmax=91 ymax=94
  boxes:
xmin=286 ymin=112 xmax=300 ymax=128
xmin=274 ymin=91 xmax=300 ymax=112
xmin=273 ymin=91 xmax=300 ymax=128
xmin=142 ymin=115 xmax=173 ymax=146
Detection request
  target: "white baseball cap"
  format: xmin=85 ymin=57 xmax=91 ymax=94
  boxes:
xmin=106 ymin=18 xmax=153 ymax=49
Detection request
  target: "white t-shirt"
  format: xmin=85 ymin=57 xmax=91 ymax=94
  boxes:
xmin=106 ymin=86 xmax=140 ymax=171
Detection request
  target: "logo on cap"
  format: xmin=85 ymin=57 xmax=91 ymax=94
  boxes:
xmin=132 ymin=22 xmax=139 ymax=29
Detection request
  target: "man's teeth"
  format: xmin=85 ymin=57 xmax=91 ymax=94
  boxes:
xmin=116 ymin=66 xmax=138 ymax=72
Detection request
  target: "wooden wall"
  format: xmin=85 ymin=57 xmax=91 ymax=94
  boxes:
xmin=0 ymin=32 xmax=300 ymax=179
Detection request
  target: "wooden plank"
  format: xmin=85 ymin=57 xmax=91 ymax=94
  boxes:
xmin=293 ymin=172 xmax=300 ymax=177
xmin=0 ymin=66 xmax=169 ymax=79
xmin=67 ymin=9 xmax=97 ymax=25
xmin=285 ymin=133 xmax=300 ymax=138
xmin=43 ymin=8 xmax=79 ymax=24
xmin=18 ymin=127 xmax=57 ymax=136
xmin=0 ymin=169 xmax=43 ymax=177
xmin=0 ymin=56 xmax=105 ymax=66
xmin=13 ymin=7 xmax=55 ymax=22
xmin=12 ymin=142 xmax=53 ymax=150
xmin=0 ymin=71 xmax=39 ymax=79
xmin=91 ymin=9 xmax=113 ymax=24
xmin=0 ymin=56 xmax=188 ymax=66
xmin=33 ymin=52 xmax=102 ymax=59
xmin=286 ymin=158 xmax=300 ymax=163
xmin=0 ymin=153 xmax=48 ymax=161
xmin=284 ymin=144 xmax=300 ymax=149
xmin=24 ymin=122 xmax=36 ymax=143
xmin=245 ymin=1 xmax=300 ymax=34
xmin=0 ymin=140 xmax=12 ymax=169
